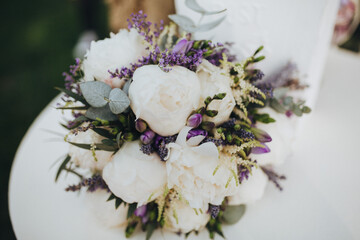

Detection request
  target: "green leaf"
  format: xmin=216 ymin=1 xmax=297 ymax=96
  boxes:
xmin=201 ymin=121 xmax=215 ymax=131
xmin=213 ymin=92 xmax=227 ymax=100
xmin=185 ymin=0 xmax=226 ymax=15
xmin=205 ymin=110 xmax=218 ymax=117
xmin=221 ymin=204 xmax=246 ymax=225
xmin=85 ymin=105 xmax=118 ymax=121
xmin=92 ymin=128 xmax=114 ymax=139
xmin=55 ymin=155 xmax=71 ymax=182
xmin=127 ymin=203 xmax=138 ymax=219
xmin=115 ymin=198 xmax=123 ymax=209
xmin=108 ymin=88 xmax=130 ymax=114
xmin=253 ymin=113 xmax=276 ymax=124
xmin=125 ymin=221 xmax=138 ymax=238
xmin=254 ymin=46 xmax=264 ymax=56
xmin=145 ymin=223 xmax=157 ymax=240
xmin=101 ymin=139 xmax=116 ymax=146
xmin=291 ymin=104 xmax=303 ymax=117
xmin=253 ymin=55 xmax=265 ymax=62
xmin=67 ymin=142 xmax=117 ymax=152
xmin=302 ymin=106 xmax=311 ymax=114
xmin=168 ymin=14 xmax=197 ymax=32
xmin=55 ymin=87 xmax=87 ymax=105
xmin=273 ymin=88 xmax=288 ymax=99
xmin=80 ymin=81 xmax=112 ymax=107
xmin=56 ymin=106 xmax=88 ymax=110
xmin=107 ymin=193 xmax=116 ymax=202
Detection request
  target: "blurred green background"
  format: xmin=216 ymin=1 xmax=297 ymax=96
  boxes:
xmin=0 ymin=1 xmax=360 ymax=239
xmin=0 ymin=0 xmax=108 ymax=239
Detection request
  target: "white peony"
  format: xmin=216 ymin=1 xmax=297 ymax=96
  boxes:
xmin=68 ymin=129 xmax=113 ymax=171
xmin=166 ymin=127 xmax=238 ymax=209
xmin=227 ymin=167 xmax=268 ymax=205
xmin=129 ymin=65 xmax=201 ymax=136
xmin=197 ymin=60 xmax=235 ymax=126
xmin=84 ymin=189 xmax=128 ymax=227
xmin=164 ymin=198 xmax=210 ymax=233
xmin=252 ymin=108 xmax=297 ymax=166
xmin=102 ymin=141 xmax=167 ymax=206
xmin=82 ymin=28 xmax=147 ymax=83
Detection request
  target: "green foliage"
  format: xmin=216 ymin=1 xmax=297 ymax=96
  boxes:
xmin=55 ymin=155 xmax=71 ymax=182
xmin=221 ymin=204 xmax=246 ymax=225
xmin=252 ymin=112 xmax=276 ymax=124
xmin=67 ymin=142 xmax=118 ymax=152
xmin=55 ymin=87 xmax=87 ymax=105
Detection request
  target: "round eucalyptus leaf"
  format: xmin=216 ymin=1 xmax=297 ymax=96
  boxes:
xmin=168 ymin=14 xmax=197 ymax=32
xmin=195 ymin=16 xmax=226 ymax=32
xmin=108 ymin=88 xmax=130 ymax=114
xmin=185 ymin=0 xmax=226 ymax=15
xmin=221 ymin=204 xmax=246 ymax=225
xmin=85 ymin=105 xmax=118 ymax=121
xmin=122 ymin=80 xmax=132 ymax=95
xmin=80 ymin=81 xmax=112 ymax=108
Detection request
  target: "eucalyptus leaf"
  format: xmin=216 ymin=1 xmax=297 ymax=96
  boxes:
xmin=291 ymin=104 xmax=303 ymax=117
xmin=85 ymin=105 xmax=118 ymax=121
xmin=122 ymin=80 xmax=132 ymax=95
xmin=273 ymin=87 xmax=288 ymax=99
xmin=185 ymin=0 xmax=226 ymax=15
xmin=270 ymin=98 xmax=287 ymax=114
xmin=194 ymin=16 xmax=226 ymax=32
xmin=108 ymin=88 xmax=130 ymax=114
xmin=80 ymin=81 xmax=112 ymax=107
xmin=168 ymin=14 xmax=197 ymax=32
xmin=221 ymin=204 xmax=246 ymax=225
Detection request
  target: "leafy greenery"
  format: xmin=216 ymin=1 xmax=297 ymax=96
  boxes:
xmin=55 ymin=155 xmax=71 ymax=182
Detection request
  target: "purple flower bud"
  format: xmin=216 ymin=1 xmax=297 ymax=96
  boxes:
xmin=252 ymin=128 xmax=272 ymax=143
xmin=134 ymin=205 xmax=147 ymax=218
xmin=187 ymin=114 xmax=202 ymax=128
xmin=252 ymin=143 xmax=271 ymax=154
xmin=135 ymin=119 xmax=147 ymax=133
xmin=172 ymin=39 xmax=194 ymax=54
xmin=140 ymin=130 xmax=155 ymax=144
xmin=285 ymin=110 xmax=293 ymax=118
xmin=187 ymin=129 xmax=208 ymax=140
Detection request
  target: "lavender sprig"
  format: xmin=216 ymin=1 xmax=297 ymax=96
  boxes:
xmin=261 ymin=166 xmax=286 ymax=191
xmin=65 ymin=175 xmax=109 ymax=192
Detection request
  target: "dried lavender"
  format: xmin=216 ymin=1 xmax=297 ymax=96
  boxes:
xmin=201 ymin=137 xmax=225 ymax=147
xmin=140 ymin=144 xmax=155 ymax=155
xmin=209 ymin=204 xmax=220 ymax=219
xmin=220 ymin=118 xmax=236 ymax=129
xmin=234 ymin=129 xmax=255 ymax=141
xmin=65 ymin=175 xmax=109 ymax=192
xmin=206 ymin=42 xmax=236 ymax=66
xmin=261 ymin=166 xmax=286 ymax=191
xmin=238 ymin=160 xmax=257 ymax=183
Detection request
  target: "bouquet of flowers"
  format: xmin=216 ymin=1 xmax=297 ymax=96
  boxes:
xmin=56 ymin=10 xmax=310 ymax=240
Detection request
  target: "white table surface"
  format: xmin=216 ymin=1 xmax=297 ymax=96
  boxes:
xmin=8 ymin=47 xmax=360 ymax=240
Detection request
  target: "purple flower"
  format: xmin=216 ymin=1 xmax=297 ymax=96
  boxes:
xmin=285 ymin=110 xmax=293 ymax=118
xmin=187 ymin=113 xmax=202 ymax=128
xmin=134 ymin=205 xmax=147 ymax=217
xmin=251 ymin=143 xmax=270 ymax=154
xmin=135 ymin=119 xmax=147 ymax=133
xmin=251 ymin=128 xmax=272 ymax=143
xmin=172 ymin=39 xmax=194 ymax=54
xmin=187 ymin=129 xmax=208 ymax=140
xmin=140 ymin=130 xmax=155 ymax=144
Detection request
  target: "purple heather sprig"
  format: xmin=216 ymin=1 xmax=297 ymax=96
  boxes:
xmin=261 ymin=166 xmax=286 ymax=191
xmin=238 ymin=161 xmax=257 ymax=183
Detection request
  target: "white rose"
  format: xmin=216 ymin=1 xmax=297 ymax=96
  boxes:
xmin=164 ymin=198 xmax=210 ymax=233
xmin=68 ymin=129 xmax=113 ymax=171
xmin=197 ymin=60 xmax=235 ymax=126
xmin=252 ymin=108 xmax=297 ymax=166
xmin=129 ymin=65 xmax=201 ymax=136
xmin=82 ymin=29 xmax=147 ymax=83
xmin=102 ymin=141 xmax=167 ymax=206
xmin=84 ymin=189 xmax=128 ymax=227
xmin=227 ymin=167 xmax=268 ymax=205
xmin=166 ymin=127 xmax=238 ymax=209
